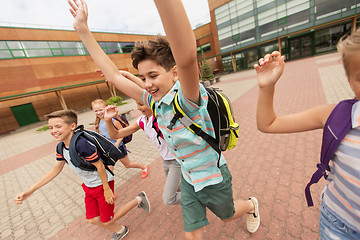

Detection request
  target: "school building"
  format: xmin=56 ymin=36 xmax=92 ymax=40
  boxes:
xmin=0 ymin=0 xmax=359 ymax=134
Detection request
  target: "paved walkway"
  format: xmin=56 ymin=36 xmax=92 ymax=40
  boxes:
xmin=0 ymin=52 xmax=353 ymax=240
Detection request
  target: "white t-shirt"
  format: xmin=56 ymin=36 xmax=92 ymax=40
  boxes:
xmin=137 ymin=115 xmax=174 ymax=161
xmin=59 ymin=140 xmax=114 ymax=188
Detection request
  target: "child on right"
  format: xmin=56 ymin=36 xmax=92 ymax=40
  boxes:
xmin=67 ymin=0 xmax=260 ymax=239
xmin=255 ymin=29 xmax=360 ymax=239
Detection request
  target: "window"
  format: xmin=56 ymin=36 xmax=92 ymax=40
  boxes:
xmin=26 ymin=49 xmax=53 ymax=57
xmin=0 ymin=40 xmax=135 ymax=59
xmin=197 ymin=43 xmax=211 ymax=55
xmin=105 ymin=42 xmax=121 ymax=54
xmin=22 ymin=41 xmax=48 ymax=49
xmin=7 ymin=41 xmax=22 ymax=49
xmin=0 ymin=50 xmax=12 ymax=59
xmin=0 ymin=41 xmax=8 ymax=49
xmin=11 ymin=50 xmax=26 ymax=57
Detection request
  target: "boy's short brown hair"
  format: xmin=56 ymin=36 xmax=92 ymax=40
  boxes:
xmin=337 ymin=28 xmax=360 ymax=76
xmin=131 ymin=36 xmax=176 ymax=71
xmin=46 ymin=109 xmax=78 ymax=125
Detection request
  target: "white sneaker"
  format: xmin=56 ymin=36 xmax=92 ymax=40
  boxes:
xmin=111 ymin=226 xmax=129 ymax=240
xmin=138 ymin=191 xmax=150 ymax=214
xmin=247 ymin=197 xmax=260 ymax=233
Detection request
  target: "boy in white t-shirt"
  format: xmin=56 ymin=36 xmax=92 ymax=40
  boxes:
xmin=105 ymin=101 xmax=181 ymax=205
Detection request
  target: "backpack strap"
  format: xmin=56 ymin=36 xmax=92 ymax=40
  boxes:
xmin=151 ymin=100 xmax=156 ymax=116
xmin=56 ymin=141 xmax=68 ymax=164
xmin=114 ymin=115 xmax=127 ymax=129
xmin=149 ymin=101 xmax=164 ymax=144
xmin=168 ymin=91 xmax=222 ymax=167
xmin=138 ymin=116 xmax=145 ymax=130
xmin=305 ymin=99 xmax=357 ymax=206
xmin=69 ymin=125 xmax=114 ymax=176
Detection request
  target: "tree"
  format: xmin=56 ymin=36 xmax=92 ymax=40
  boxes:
xmin=199 ymin=51 xmax=214 ymax=81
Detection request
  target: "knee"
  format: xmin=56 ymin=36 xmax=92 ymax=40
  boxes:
xmin=87 ymin=218 xmax=101 ymax=226
xmin=163 ymin=194 xmax=178 ymax=205
xmin=163 ymin=198 xmax=176 ymax=205
xmin=221 ymin=218 xmax=232 ymax=223
xmin=121 ymin=160 xmax=131 ymax=168
xmin=123 ymin=164 xmax=131 ymax=168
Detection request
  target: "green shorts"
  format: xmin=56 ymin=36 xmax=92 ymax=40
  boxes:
xmin=180 ymin=164 xmax=235 ymax=232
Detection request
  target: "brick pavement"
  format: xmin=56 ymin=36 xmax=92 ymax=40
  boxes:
xmin=0 ymin=52 xmax=353 ymax=240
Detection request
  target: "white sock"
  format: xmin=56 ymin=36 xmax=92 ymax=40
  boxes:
xmin=136 ymin=196 xmax=142 ymax=205
xmin=117 ymin=225 xmax=125 ymax=234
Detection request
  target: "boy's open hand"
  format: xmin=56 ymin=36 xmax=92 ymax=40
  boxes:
xmin=254 ymin=51 xmax=285 ymax=88
xmin=68 ymin=0 xmax=88 ymax=31
xmin=104 ymin=105 xmax=118 ymax=120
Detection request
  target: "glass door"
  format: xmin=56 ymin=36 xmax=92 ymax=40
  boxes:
xmin=288 ymin=32 xmax=314 ymax=60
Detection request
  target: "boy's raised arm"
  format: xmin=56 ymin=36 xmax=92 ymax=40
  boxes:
xmin=154 ymin=0 xmax=199 ymax=103
xmin=67 ymin=0 xmax=143 ymax=103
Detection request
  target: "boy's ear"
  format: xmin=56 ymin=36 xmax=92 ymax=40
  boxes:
xmin=171 ymin=65 xmax=178 ymax=83
xmin=71 ymin=122 xmax=77 ymax=131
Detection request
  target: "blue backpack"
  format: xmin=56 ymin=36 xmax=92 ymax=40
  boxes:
xmin=56 ymin=125 xmax=124 ymax=176
xmin=305 ymin=99 xmax=358 ymax=206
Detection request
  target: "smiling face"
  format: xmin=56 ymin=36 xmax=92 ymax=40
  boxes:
xmin=138 ymin=59 xmax=177 ymax=101
xmin=48 ymin=117 xmax=76 ymax=146
xmin=137 ymin=101 xmax=153 ymax=117
xmin=346 ymin=51 xmax=360 ymax=100
xmin=92 ymin=102 xmax=106 ymax=120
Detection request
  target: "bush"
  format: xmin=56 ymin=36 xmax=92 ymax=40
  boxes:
xmin=106 ymin=96 xmax=126 ymax=106
xmin=36 ymin=125 xmax=49 ymax=132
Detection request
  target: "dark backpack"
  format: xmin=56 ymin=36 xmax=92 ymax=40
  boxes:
xmin=151 ymin=87 xmax=239 ymax=167
xmin=114 ymin=114 xmax=132 ymax=144
xmin=57 ymin=125 xmax=125 ymax=176
xmin=305 ymin=99 xmax=358 ymax=206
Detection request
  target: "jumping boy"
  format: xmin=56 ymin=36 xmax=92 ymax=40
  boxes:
xmin=105 ymin=101 xmax=181 ymax=205
xmin=67 ymin=0 xmax=260 ymax=239
xmin=97 ymin=69 xmax=181 ymax=205
xmin=14 ymin=109 xmax=150 ymax=240
xmin=255 ymin=30 xmax=360 ymax=239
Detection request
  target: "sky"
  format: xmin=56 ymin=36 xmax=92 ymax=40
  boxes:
xmin=0 ymin=0 xmax=211 ymax=35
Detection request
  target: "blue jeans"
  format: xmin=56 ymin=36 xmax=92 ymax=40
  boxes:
xmin=319 ymin=201 xmax=360 ymax=240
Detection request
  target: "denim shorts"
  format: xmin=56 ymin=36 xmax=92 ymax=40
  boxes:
xmin=319 ymin=201 xmax=360 ymax=240
xmin=180 ymin=164 xmax=235 ymax=232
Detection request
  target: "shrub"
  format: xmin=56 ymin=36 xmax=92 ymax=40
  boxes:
xmin=36 ymin=125 xmax=49 ymax=132
xmin=106 ymin=96 xmax=125 ymax=106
